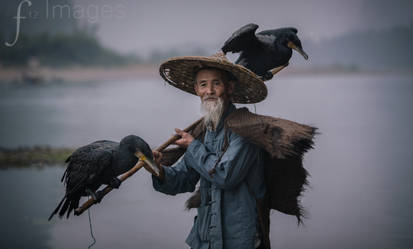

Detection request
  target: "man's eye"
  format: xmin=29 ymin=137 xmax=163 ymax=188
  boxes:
xmin=200 ymin=83 xmax=206 ymax=87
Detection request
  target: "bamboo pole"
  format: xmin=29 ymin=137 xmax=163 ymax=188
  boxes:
xmin=74 ymin=63 xmax=288 ymax=216
xmin=74 ymin=117 xmax=204 ymax=216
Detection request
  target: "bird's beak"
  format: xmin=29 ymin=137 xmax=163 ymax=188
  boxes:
xmin=135 ymin=151 xmax=160 ymax=177
xmin=287 ymin=41 xmax=309 ymax=60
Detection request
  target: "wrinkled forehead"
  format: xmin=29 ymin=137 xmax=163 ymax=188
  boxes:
xmin=195 ymin=68 xmax=225 ymax=83
xmin=194 ymin=67 xmax=236 ymax=85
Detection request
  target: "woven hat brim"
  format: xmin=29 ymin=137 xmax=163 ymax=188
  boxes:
xmin=159 ymin=56 xmax=267 ymax=104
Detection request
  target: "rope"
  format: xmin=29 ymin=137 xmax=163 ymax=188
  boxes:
xmin=87 ymin=208 xmax=96 ymax=249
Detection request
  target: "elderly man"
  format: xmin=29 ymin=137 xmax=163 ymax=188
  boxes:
xmin=148 ymin=53 xmax=316 ymax=249
xmin=151 ymin=54 xmax=268 ymax=249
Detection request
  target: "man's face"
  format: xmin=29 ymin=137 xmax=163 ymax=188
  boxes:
xmin=194 ymin=69 xmax=233 ymax=103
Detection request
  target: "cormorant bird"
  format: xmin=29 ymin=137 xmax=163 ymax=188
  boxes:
xmin=222 ymin=23 xmax=309 ymax=80
xmin=48 ymin=135 xmax=157 ymax=220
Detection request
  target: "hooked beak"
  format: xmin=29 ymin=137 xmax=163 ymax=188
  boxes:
xmin=135 ymin=151 xmax=160 ymax=177
xmin=287 ymin=41 xmax=309 ymax=60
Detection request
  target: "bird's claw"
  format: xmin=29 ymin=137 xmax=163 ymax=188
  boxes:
xmin=260 ymin=71 xmax=274 ymax=81
xmin=95 ymin=190 xmax=105 ymax=203
xmin=86 ymin=189 xmax=104 ymax=203
xmin=109 ymin=177 xmax=122 ymax=189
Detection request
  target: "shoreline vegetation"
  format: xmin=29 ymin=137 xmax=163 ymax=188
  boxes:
xmin=0 ymin=146 xmax=74 ymax=168
xmin=0 ymin=64 xmax=159 ymax=84
xmin=0 ymin=64 xmax=410 ymax=85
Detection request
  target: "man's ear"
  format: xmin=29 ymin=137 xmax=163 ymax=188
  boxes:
xmin=226 ymin=81 xmax=235 ymax=95
xmin=194 ymin=82 xmax=200 ymax=96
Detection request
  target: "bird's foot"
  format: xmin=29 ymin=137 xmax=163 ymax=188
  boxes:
xmin=109 ymin=177 xmax=122 ymax=189
xmin=95 ymin=190 xmax=105 ymax=203
xmin=86 ymin=189 xmax=104 ymax=203
xmin=260 ymin=71 xmax=274 ymax=81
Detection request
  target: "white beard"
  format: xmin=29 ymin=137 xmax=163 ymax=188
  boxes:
xmin=201 ymin=97 xmax=225 ymax=130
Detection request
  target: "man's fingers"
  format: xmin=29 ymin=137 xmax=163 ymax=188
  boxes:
xmin=152 ymin=151 xmax=163 ymax=166
xmin=152 ymin=150 xmax=163 ymax=162
xmin=174 ymin=138 xmax=184 ymax=145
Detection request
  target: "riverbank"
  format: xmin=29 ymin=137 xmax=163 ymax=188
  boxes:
xmin=1 ymin=64 xmax=410 ymax=84
xmin=0 ymin=146 xmax=74 ymax=168
xmin=0 ymin=64 xmax=158 ymax=84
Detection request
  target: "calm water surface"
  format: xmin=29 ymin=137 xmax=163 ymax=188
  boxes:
xmin=0 ymin=73 xmax=412 ymax=249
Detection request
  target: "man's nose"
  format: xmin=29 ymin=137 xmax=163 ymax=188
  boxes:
xmin=206 ymin=84 xmax=215 ymax=94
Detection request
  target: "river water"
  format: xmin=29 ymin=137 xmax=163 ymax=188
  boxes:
xmin=0 ymin=73 xmax=412 ymax=249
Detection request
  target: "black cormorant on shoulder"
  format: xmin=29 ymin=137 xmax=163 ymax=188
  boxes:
xmin=222 ymin=23 xmax=309 ymax=80
xmin=48 ymin=135 xmax=157 ymax=220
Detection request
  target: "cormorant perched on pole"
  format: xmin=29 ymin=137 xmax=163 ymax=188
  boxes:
xmin=222 ymin=23 xmax=309 ymax=80
xmin=48 ymin=135 xmax=157 ymax=220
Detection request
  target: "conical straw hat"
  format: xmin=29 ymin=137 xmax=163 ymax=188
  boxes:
xmin=159 ymin=52 xmax=267 ymax=104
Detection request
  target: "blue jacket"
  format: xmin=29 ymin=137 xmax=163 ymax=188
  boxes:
xmin=153 ymin=103 xmax=266 ymax=249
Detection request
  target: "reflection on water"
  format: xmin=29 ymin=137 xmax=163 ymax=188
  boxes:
xmin=0 ymin=77 xmax=201 ymax=148
xmin=0 ymin=166 xmax=64 ymax=249
xmin=0 ymin=73 xmax=412 ymax=249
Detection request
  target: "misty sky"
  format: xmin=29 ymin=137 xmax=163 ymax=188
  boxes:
xmin=70 ymin=0 xmax=413 ymax=54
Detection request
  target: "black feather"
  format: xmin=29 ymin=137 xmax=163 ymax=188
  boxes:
xmin=48 ymin=196 xmax=66 ymax=221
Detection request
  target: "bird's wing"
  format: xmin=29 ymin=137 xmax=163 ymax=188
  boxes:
xmin=92 ymin=140 xmax=117 ymax=145
xmin=222 ymin=23 xmax=262 ymax=53
xmin=63 ymin=142 xmax=114 ymax=196
xmin=257 ymin=27 xmax=298 ymax=37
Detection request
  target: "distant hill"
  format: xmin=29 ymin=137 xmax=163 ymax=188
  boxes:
xmin=0 ymin=0 xmax=138 ymax=67
xmin=0 ymin=31 xmax=140 ymax=67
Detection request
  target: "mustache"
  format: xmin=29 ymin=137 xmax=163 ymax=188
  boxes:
xmin=202 ymin=96 xmax=218 ymax=101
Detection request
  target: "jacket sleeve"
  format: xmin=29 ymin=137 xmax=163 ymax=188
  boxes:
xmin=152 ymin=156 xmax=200 ymax=195
xmin=184 ymin=131 xmax=260 ymax=190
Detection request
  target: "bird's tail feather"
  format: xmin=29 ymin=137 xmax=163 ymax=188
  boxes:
xmin=48 ymin=195 xmax=66 ymax=221
xmin=66 ymin=197 xmax=80 ymax=219
xmin=58 ymin=197 xmax=71 ymax=218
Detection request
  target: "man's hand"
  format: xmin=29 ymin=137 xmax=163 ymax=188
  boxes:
xmin=174 ymin=128 xmax=194 ymax=148
xmin=153 ymin=150 xmax=163 ymax=166
xmin=151 ymin=150 xmax=164 ymax=181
